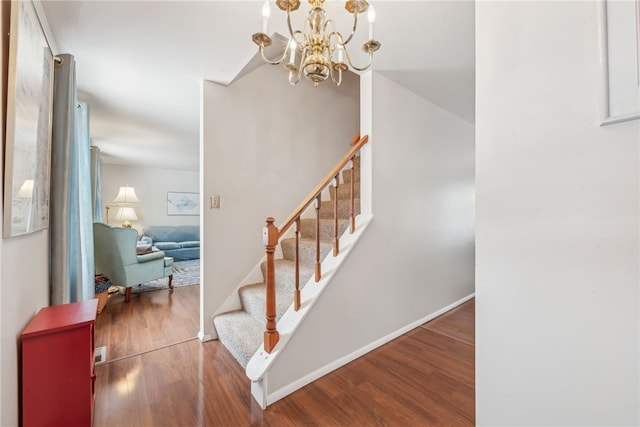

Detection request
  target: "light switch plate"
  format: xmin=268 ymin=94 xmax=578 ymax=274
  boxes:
xmin=211 ymin=195 xmax=220 ymax=209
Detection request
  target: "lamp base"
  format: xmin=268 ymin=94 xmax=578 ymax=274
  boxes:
xmin=122 ymin=221 xmax=133 ymax=228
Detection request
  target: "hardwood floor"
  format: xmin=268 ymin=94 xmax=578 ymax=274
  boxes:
xmin=95 ymin=285 xmax=200 ymax=361
xmin=94 ymin=294 xmax=475 ymax=426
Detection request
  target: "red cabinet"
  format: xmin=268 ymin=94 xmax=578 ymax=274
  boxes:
xmin=20 ymin=299 xmax=98 ymax=427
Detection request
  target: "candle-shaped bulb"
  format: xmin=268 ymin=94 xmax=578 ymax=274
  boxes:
xmin=367 ymin=4 xmax=376 ymax=23
xmin=337 ymin=45 xmax=344 ymax=63
xmin=367 ymin=4 xmax=376 ymax=39
xmin=289 ymin=39 xmax=297 ymax=63
xmin=262 ymin=0 xmax=270 ymax=33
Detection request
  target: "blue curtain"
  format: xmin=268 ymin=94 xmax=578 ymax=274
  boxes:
xmin=50 ymin=54 xmax=95 ymax=305
xmin=90 ymin=146 xmax=104 ymax=222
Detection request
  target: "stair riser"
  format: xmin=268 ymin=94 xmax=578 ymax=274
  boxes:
xmin=238 ymin=283 xmax=266 ymax=324
xmin=299 ymin=218 xmax=350 ymax=241
xmin=341 ymin=165 xmax=360 ymax=185
xmin=239 ymin=282 xmax=303 ymax=324
xmin=319 ymin=199 xmax=360 ymax=219
xmin=329 ymin=184 xmax=360 ymax=200
xmin=280 ymin=238 xmax=333 ymax=265
xmin=259 ymin=261 xmax=315 ymax=291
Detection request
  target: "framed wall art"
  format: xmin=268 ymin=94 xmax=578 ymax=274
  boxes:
xmin=598 ymin=0 xmax=640 ymax=125
xmin=167 ymin=192 xmax=200 ymax=216
xmin=3 ymin=0 xmax=54 ymax=237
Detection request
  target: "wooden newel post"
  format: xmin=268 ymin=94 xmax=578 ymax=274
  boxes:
xmin=263 ymin=217 xmax=280 ymax=353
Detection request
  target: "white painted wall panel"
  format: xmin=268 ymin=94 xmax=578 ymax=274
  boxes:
xmin=476 ymin=2 xmax=640 ymax=425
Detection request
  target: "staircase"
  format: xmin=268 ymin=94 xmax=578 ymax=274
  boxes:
xmin=213 ymin=154 xmax=361 ymax=368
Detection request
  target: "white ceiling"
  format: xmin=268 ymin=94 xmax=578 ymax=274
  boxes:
xmin=39 ymin=1 xmax=475 ymax=171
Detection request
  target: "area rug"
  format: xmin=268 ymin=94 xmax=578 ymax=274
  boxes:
xmin=131 ymin=259 xmax=200 ymax=294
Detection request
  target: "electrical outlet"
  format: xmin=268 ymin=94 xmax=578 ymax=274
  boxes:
xmin=211 ymin=195 xmax=221 ymax=209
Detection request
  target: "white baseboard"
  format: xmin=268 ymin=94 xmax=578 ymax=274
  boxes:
xmin=198 ymin=331 xmax=213 ymax=342
xmin=265 ymin=292 xmax=475 ymax=406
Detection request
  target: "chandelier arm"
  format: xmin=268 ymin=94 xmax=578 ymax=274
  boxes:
xmin=286 ymin=6 xmax=297 ymax=40
xmin=326 ymin=31 xmax=342 ymax=61
xmin=339 ymin=10 xmax=359 ymax=46
xmin=258 ymin=43 xmax=291 ymax=66
xmin=342 ymin=44 xmax=373 ymax=72
xmin=329 ymin=64 xmax=343 ymax=86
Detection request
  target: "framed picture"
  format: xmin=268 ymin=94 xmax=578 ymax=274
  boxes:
xmin=167 ymin=192 xmax=199 ymax=216
xmin=3 ymin=0 xmax=54 ymax=237
xmin=598 ymin=0 xmax=640 ymax=125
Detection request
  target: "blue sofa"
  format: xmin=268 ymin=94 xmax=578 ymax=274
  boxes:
xmin=142 ymin=225 xmax=200 ymax=261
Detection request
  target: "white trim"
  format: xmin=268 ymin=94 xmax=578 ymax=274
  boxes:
xmin=598 ymin=0 xmax=640 ymax=126
xmin=197 ymin=331 xmax=213 ymax=342
xmin=263 ymin=292 xmax=475 ymax=406
xmin=251 ymin=375 xmax=268 ymax=409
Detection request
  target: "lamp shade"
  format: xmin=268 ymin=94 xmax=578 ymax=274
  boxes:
xmin=113 ymin=186 xmax=140 ymax=203
xmin=115 ymin=207 xmax=138 ymax=221
xmin=115 ymin=207 xmax=138 ymax=228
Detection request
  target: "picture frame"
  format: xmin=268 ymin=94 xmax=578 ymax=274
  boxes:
xmin=598 ymin=0 xmax=640 ymax=125
xmin=167 ymin=192 xmax=199 ymax=216
xmin=3 ymin=0 xmax=54 ymax=237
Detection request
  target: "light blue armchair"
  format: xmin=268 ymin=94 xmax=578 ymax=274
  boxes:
xmin=93 ymin=222 xmax=173 ymax=303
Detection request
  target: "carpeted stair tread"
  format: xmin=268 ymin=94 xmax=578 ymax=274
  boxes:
xmin=239 ymin=279 xmax=309 ymax=324
xmin=260 ymin=259 xmax=315 ymax=290
xmin=280 ymin=238 xmax=333 ymax=265
xmin=212 ymin=310 xmax=264 ymax=368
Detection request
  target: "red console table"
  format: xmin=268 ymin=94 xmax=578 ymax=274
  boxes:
xmin=20 ymin=299 xmax=98 ymax=427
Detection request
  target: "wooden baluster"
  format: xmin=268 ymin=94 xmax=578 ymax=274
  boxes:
xmin=314 ymin=195 xmax=321 ymax=282
xmin=333 ymin=175 xmax=339 ymax=256
xmin=294 ymin=217 xmax=301 ymax=311
xmin=263 ymin=217 xmax=279 ymax=353
xmin=350 ymin=157 xmax=355 ymax=233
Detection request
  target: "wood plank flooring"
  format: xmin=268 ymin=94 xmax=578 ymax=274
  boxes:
xmin=94 ymin=293 xmax=475 ymax=426
xmin=95 ymin=285 xmax=200 ymax=361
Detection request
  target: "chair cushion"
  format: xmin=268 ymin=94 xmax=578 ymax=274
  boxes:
xmin=137 ymin=251 xmax=165 ymax=263
xmin=155 ymin=242 xmax=180 ymax=250
xmin=180 ymin=241 xmax=200 ymax=249
xmin=164 ymin=257 xmax=174 ymax=268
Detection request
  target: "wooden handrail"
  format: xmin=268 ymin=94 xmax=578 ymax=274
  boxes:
xmin=262 ymin=133 xmax=368 ymax=354
xmin=276 ymin=134 xmax=368 ymax=240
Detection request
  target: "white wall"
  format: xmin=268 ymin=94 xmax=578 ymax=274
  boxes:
xmin=267 ymin=72 xmax=475 ymax=395
xmin=476 ymin=2 xmax=639 ymax=425
xmin=101 ymin=163 xmax=199 ymax=233
xmin=201 ymin=64 xmax=360 ymax=339
xmin=0 ymin=4 xmax=50 ymax=426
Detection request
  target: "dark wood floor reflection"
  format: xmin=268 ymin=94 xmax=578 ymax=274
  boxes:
xmin=95 ymin=284 xmax=200 ymax=361
xmin=94 ymin=297 xmax=475 ymax=426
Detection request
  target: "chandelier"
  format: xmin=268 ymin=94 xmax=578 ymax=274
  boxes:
xmin=252 ymin=0 xmax=381 ymax=87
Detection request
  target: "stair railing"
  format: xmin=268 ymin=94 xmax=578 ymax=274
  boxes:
xmin=262 ymin=134 xmax=368 ymax=353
